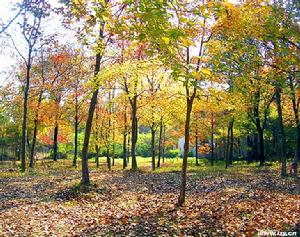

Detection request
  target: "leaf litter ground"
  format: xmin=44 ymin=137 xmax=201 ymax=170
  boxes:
xmin=0 ymin=159 xmax=299 ymax=237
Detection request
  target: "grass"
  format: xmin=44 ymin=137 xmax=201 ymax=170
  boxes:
xmin=0 ymin=156 xmax=283 ymax=179
xmin=0 ymin=157 xmax=283 ymax=178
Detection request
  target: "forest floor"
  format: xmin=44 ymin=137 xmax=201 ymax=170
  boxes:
xmin=0 ymin=158 xmax=299 ymax=237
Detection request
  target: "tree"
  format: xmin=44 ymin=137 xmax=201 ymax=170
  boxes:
xmin=62 ymin=0 xmax=128 ymax=185
xmin=7 ymin=0 xmax=51 ymax=171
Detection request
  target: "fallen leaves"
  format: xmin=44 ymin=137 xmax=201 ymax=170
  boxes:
xmin=0 ymin=162 xmax=299 ymax=236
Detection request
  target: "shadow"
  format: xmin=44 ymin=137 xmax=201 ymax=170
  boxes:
xmin=54 ymin=183 xmax=108 ymax=201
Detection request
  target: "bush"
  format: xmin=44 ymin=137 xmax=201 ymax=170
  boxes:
xmin=165 ymin=149 xmax=179 ymax=158
xmin=136 ymin=133 xmax=151 ymax=157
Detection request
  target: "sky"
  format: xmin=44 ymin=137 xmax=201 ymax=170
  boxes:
xmin=0 ymin=0 xmax=68 ymax=86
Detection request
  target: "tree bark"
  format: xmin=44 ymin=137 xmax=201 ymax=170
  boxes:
xmin=229 ymin=119 xmax=234 ymax=165
xmin=151 ymin=122 xmax=155 ymax=171
xmin=53 ymin=122 xmax=58 ymax=162
xmin=95 ymin=145 xmax=99 ymax=168
xmin=157 ymin=117 xmax=163 ymax=168
xmin=21 ymin=49 xmax=32 ymax=172
xmin=257 ymin=128 xmax=265 ymax=166
xmin=195 ymin=123 xmax=199 ymax=166
xmin=127 ymin=131 xmax=130 ymax=164
xmin=275 ymin=86 xmax=287 ymax=176
xmin=253 ymin=98 xmax=265 ymax=166
xmin=107 ymin=146 xmax=111 ymax=171
xmin=112 ymin=126 xmax=115 ymax=167
xmin=29 ymin=89 xmax=43 ymax=168
xmin=162 ymin=125 xmax=166 ymax=163
xmin=178 ymin=88 xmax=196 ymax=206
xmin=107 ymin=104 xmax=111 ymax=171
xmin=289 ymin=76 xmax=300 ymax=176
xmin=73 ymin=113 xmax=79 ymax=167
xmin=73 ymin=82 xmax=79 ymax=167
xmin=225 ymin=123 xmax=230 ymax=169
xmin=81 ymin=50 xmax=102 ymax=186
xmin=131 ymin=102 xmax=138 ymax=171
xmin=123 ymin=108 xmax=127 ymax=169
xmin=211 ymin=112 xmax=214 ymax=166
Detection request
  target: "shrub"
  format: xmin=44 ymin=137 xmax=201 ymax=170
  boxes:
xmin=165 ymin=149 xmax=179 ymax=158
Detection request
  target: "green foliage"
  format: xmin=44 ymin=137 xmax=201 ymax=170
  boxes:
xmin=165 ymin=149 xmax=179 ymax=158
xmin=136 ymin=133 xmax=151 ymax=157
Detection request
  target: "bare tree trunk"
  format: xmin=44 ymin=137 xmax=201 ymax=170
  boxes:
xmin=151 ymin=123 xmax=155 ymax=171
xmin=53 ymin=121 xmax=58 ymax=162
xmin=81 ymin=50 xmax=102 ymax=186
xmin=127 ymin=131 xmax=130 ymax=164
xmin=211 ymin=113 xmax=214 ymax=166
xmin=21 ymin=50 xmax=32 ymax=172
xmin=289 ymin=76 xmax=300 ymax=176
xmin=162 ymin=125 xmax=166 ymax=163
xmin=107 ymin=105 xmax=111 ymax=171
xmin=112 ymin=125 xmax=115 ymax=167
xmin=29 ymin=89 xmax=43 ymax=168
xmin=225 ymin=123 xmax=230 ymax=169
xmin=257 ymin=128 xmax=265 ymax=166
xmin=157 ymin=117 xmax=163 ymax=168
xmin=131 ymin=103 xmax=138 ymax=171
xmin=107 ymin=146 xmax=111 ymax=171
xmin=95 ymin=145 xmax=99 ymax=168
xmin=229 ymin=119 xmax=234 ymax=165
xmin=123 ymin=108 xmax=127 ymax=169
xmin=275 ymin=86 xmax=287 ymax=176
xmin=178 ymin=88 xmax=196 ymax=206
xmin=237 ymin=138 xmax=241 ymax=158
xmin=73 ymin=82 xmax=79 ymax=167
xmin=195 ymin=121 xmax=199 ymax=166
xmin=73 ymin=112 xmax=79 ymax=167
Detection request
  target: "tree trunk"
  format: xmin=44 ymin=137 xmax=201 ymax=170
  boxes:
xmin=53 ymin=122 xmax=58 ymax=162
xmin=131 ymin=103 xmax=138 ymax=171
xmin=275 ymin=86 xmax=287 ymax=176
xmin=157 ymin=117 xmax=163 ymax=168
xmin=178 ymin=90 xmax=195 ymax=206
xmin=290 ymin=77 xmax=300 ymax=176
xmin=123 ymin=108 xmax=127 ymax=169
xmin=195 ymin=123 xmax=199 ymax=166
xmin=294 ymin=125 xmax=300 ymax=176
xmin=258 ymin=128 xmax=265 ymax=166
xmin=162 ymin=125 xmax=166 ymax=163
xmin=225 ymin=123 xmax=230 ymax=169
xmin=107 ymin=146 xmax=111 ymax=171
xmin=81 ymin=50 xmax=102 ymax=186
xmin=151 ymin=123 xmax=155 ymax=171
xmin=73 ymin=113 xmax=79 ymax=167
xmin=95 ymin=145 xmax=99 ymax=168
xmin=29 ymin=88 xmax=43 ymax=168
xmin=21 ymin=55 xmax=32 ymax=172
xmin=112 ymin=127 xmax=115 ymax=167
xmin=229 ymin=119 xmax=234 ymax=165
xmin=211 ymin=113 xmax=214 ymax=166
xmin=29 ymin=118 xmax=38 ymax=168
xmin=237 ymin=138 xmax=241 ymax=158
xmin=222 ymin=128 xmax=226 ymax=161
xmin=127 ymin=131 xmax=130 ymax=164
xmin=73 ymin=84 xmax=79 ymax=167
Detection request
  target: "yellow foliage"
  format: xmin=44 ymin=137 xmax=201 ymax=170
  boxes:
xmin=161 ymin=37 xmax=170 ymax=45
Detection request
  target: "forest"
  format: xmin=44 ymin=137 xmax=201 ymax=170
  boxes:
xmin=0 ymin=0 xmax=299 ymax=236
